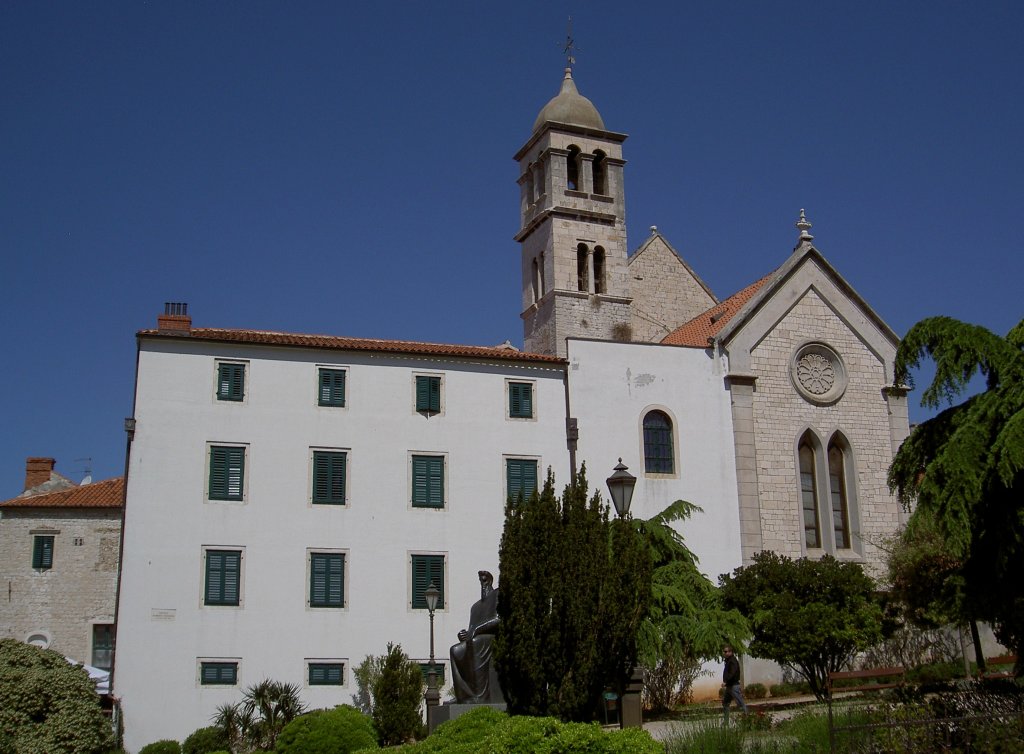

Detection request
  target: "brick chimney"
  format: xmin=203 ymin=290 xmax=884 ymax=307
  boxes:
xmin=24 ymin=457 xmax=56 ymax=491
xmin=157 ymin=302 xmax=191 ymax=334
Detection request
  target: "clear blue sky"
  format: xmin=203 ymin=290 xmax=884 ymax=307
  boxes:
xmin=2 ymin=1 xmax=1021 ymax=495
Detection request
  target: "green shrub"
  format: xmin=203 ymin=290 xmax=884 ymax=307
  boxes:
xmin=768 ymin=682 xmax=799 ymax=697
xmin=275 ymin=705 xmax=378 ymax=754
xmin=744 ymin=682 xmax=767 ymax=699
xmin=138 ymin=742 xmax=181 ymax=754
xmin=907 ymin=660 xmax=965 ymax=685
xmin=398 ymin=706 xmax=661 ymax=753
xmin=663 ymin=720 xmax=744 ymax=754
xmin=0 ymin=638 xmax=114 ymax=754
xmin=182 ymin=726 xmax=229 ymax=754
xmin=371 ymin=644 xmax=424 ymax=745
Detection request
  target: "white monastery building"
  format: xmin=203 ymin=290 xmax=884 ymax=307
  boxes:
xmin=115 ymin=68 xmax=910 ymax=750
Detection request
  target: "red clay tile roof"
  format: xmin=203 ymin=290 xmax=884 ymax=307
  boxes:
xmin=661 ymin=272 xmax=774 ymax=347
xmin=138 ymin=328 xmax=566 ymax=365
xmin=0 ymin=477 xmax=124 ymax=509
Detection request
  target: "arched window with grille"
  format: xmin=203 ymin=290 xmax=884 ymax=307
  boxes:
xmin=798 ymin=436 xmax=821 ymax=549
xmin=643 ymin=410 xmax=674 ymax=474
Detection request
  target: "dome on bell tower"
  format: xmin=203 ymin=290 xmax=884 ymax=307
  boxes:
xmin=532 ymin=68 xmax=606 ymax=133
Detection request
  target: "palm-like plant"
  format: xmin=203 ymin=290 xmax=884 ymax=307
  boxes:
xmin=212 ymin=679 xmax=306 ymax=752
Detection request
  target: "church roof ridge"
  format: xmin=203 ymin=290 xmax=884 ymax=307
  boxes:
xmin=629 ymin=227 xmax=719 ymax=304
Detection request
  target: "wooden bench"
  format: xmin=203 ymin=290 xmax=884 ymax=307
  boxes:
xmin=981 ymin=654 xmax=1018 ymax=679
xmin=827 ymin=666 xmax=906 ymax=696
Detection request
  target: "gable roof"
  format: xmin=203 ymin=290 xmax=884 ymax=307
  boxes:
xmin=629 ymin=232 xmax=718 ymax=303
xmin=0 ymin=477 xmax=124 ymax=509
xmin=661 ymin=272 xmax=775 ymax=347
xmin=138 ymin=328 xmax=566 ymax=365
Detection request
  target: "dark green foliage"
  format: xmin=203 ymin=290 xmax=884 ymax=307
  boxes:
xmin=371 ymin=643 xmax=424 ymax=745
xmin=719 ymin=551 xmax=884 ymax=701
xmin=888 ymin=316 xmax=1024 ymax=669
xmin=495 ymin=466 xmax=653 ymax=721
xmin=213 ymin=679 xmax=305 ymax=752
xmin=395 ymin=706 xmax=662 ymax=753
xmin=744 ymin=682 xmax=767 ymax=699
xmin=274 ymin=705 xmax=378 ymax=753
xmin=886 ymin=511 xmax=966 ymax=629
xmin=182 ymin=726 xmax=229 ymax=754
xmin=634 ymin=500 xmax=749 ymax=676
xmin=351 ymin=654 xmax=384 ymax=716
xmin=0 ymin=638 xmax=114 ymax=754
xmin=138 ymin=742 xmax=181 ymax=754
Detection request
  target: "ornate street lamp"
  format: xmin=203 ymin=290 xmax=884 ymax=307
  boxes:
xmin=424 ymin=581 xmax=441 ymax=732
xmin=606 ymin=458 xmax=637 ymax=519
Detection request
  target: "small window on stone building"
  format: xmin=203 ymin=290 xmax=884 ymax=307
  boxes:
xmin=592 ymin=150 xmax=607 ymax=195
xmin=92 ymin=624 xmax=114 ymax=671
xmin=566 ymin=146 xmax=581 ymax=190
xmin=32 ymin=535 xmax=54 ymax=570
xmin=576 ymin=244 xmax=589 ymax=292
xmin=593 ymin=246 xmax=606 ymax=295
xmin=643 ymin=411 xmax=674 ymax=474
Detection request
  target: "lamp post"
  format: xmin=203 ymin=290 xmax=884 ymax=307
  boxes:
xmin=424 ymin=582 xmax=441 ymax=733
xmin=606 ymin=458 xmax=636 ymax=519
xmin=606 ymin=459 xmax=643 ymax=729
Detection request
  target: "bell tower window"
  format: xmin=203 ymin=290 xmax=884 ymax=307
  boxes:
xmin=576 ymin=244 xmax=589 ymax=292
xmin=593 ymin=247 xmax=605 ymax=294
xmin=566 ymin=146 xmax=581 ymax=191
xmin=592 ymin=150 xmax=607 ymax=195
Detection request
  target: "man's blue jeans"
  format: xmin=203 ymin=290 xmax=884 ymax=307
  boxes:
xmin=722 ymin=683 xmax=748 ymax=722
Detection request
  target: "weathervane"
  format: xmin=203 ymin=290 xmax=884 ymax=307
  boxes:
xmin=562 ymin=16 xmax=579 ymax=69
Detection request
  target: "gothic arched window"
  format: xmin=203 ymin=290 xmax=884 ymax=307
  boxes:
xmin=643 ymin=410 xmax=674 ymax=474
xmin=798 ymin=436 xmax=821 ymax=549
xmin=828 ymin=439 xmax=852 ymax=549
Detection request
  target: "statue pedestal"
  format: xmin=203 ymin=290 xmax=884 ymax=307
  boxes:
xmin=431 ymin=701 xmax=507 ymax=729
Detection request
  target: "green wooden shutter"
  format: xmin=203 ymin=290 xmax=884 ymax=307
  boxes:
xmin=310 ymin=553 xmax=344 ymax=607
xmin=209 ymin=446 xmax=245 ymax=501
xmin=309 ymin=662 xmax=344 ymax=685
xmin=201 ymin=662 xmax=238 ymax=685
xmin=319 ymin=369 xmax=346 ymax=407
xmin=32 ymin=536 xmax=54 ymax=569
xmin=217 ymin=363 xmax=245 ymax=401
xmin=312 ymin=451 xmax=346 ymax=504
xmin=412 ymin=456 xmax=444 ymax=508
xmin=416 ymin=376 xmax=440 ymax=412
xmin=506 ymin=459 xmax=538 ymax=502
xmin=411 ymin=554 xmax=444 ymax=609
xmin=205 ymin=550 xmax=241 ymax=605
xmin=509 ymin=382 xmax=533 ymax=418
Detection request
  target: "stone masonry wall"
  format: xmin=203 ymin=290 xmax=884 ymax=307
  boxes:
xmin=0 ymin=508 xmax=120 ymax=664
xmin=629 ymin=235 xmax=716 ymax=343
xmin=749 ymin=290 xmax=901 ymax=578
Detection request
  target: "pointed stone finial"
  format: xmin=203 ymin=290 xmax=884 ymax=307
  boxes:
xmin=650 ymin=225 xmax=658 ymax=235
xmin=795 ymin=209 xmax=814 ymax=247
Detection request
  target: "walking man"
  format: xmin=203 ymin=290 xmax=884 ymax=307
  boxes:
xmin=722 ymin=645 xmax=748 ymax=723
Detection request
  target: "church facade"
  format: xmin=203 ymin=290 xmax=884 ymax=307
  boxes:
xmin=114 ymin=69 xmax=908 ymax=750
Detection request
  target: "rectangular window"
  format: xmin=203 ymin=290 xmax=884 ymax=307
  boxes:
xmin=200 ymin=661 xmax=238 ymax=685
xmin=318 ymin=368 xmax=346 ymax=407
xmin=32 ymin=535 xmax=54 ymax=570
xmin=411 ymin=554 xmax=444 ymax=610
xmin=419 ymin=663 xmax=446 ymax=684
xmin=217 ymin=363 xmax=245 ymax=402
xmin=209 ymin=446 xmax=245 ymax=501
xmin=308 ymin=662 xmax=345 ymax=686
xmin=309 ymin=552 xmax=345 ymax=608
xmin=506 ymin=458 xmax=538 ymax=502
xmin=508 ymin=382 xmax=533 ymax=418
xmin=411 ymin=455 xmax=444 ymax=508
xmin=92 ymin=624 xmax=114 ymax=671
xmin=312 ymin=451 xmax=347 ymax=505
xmin=205 ymin=549 xmax=241 ymax=606
xmin=415 ymin=375 xmax=441 ymax=413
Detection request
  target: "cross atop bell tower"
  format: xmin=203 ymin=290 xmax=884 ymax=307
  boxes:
xmin=514 ymin=68 xmax=632 ymax=357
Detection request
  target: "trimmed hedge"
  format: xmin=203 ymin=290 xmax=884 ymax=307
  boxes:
xmin=744 ymin=682 xmax=767 ymax=700
xmin=275 ymin=705 xmax=378 ymax=754
xmin=182 ymin=726 xmax=229 ymax=754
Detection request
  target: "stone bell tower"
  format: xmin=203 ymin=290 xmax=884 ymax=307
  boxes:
xmin=514 ymin=68 xmax=633 ymax=357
